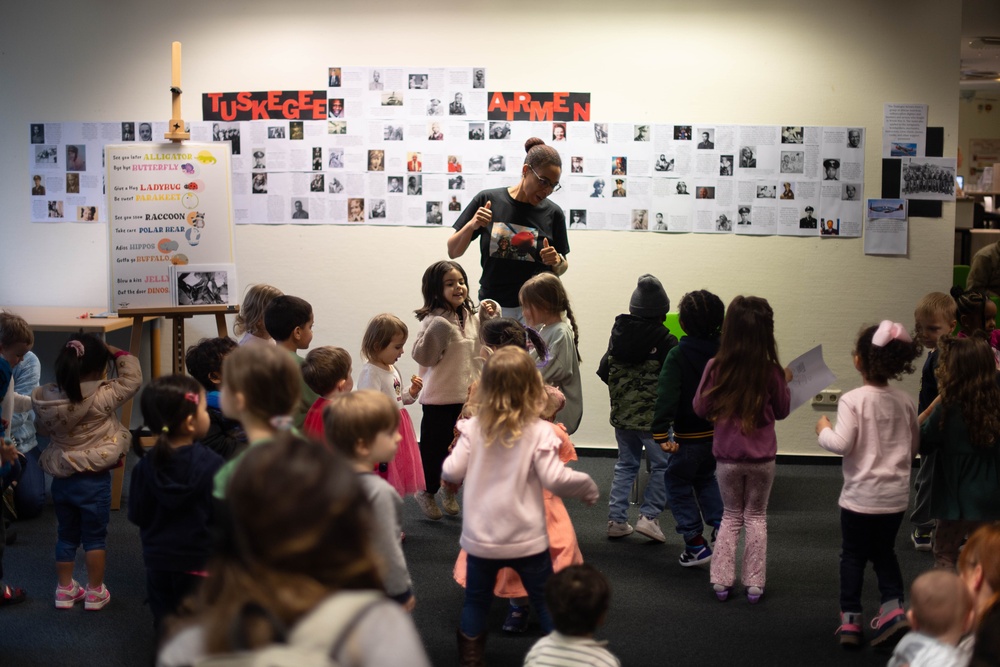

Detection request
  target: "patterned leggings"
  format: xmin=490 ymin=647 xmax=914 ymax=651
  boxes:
xmin=710 ymin=460 xmax=776 ymax=589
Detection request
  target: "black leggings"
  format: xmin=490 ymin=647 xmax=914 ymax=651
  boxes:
xmin=420 ymin=403 xmax=463 ymax=494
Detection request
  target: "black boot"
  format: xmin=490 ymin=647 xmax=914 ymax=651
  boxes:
xmin=457 ymin=628 xmax=486 ymax=667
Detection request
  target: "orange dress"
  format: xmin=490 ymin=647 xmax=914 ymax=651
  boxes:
xmin=453 ymin=422 xmax=583 ymax=597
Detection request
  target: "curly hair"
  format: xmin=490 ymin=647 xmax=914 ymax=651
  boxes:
xmin=950 ymin=285 xmax=995 ymax=335
xmin=678 ymin=290 xmax=725 ymax=340
xmin=934 ymin=335 xmax=1000 ymax=448
xmin=473 ymin=347 xmax=545 ymax=449
xmin=233 ymin=284 xmax=283 ymax=338
xmin=185 ymin=337 xmax=238 ymax=392
xmin=854 ymin=324 xmax=922 ymax=384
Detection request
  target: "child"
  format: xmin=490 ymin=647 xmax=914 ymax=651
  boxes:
xmin=263 ymin=294 xmax=317 ymax=430
xmin=910 ymin=292 xmax=957 ymax=551
xmin=920 ymin=336 xmax=1000 ymax=570
xmin=6 ymin=349 xmax=45 ymax=520
xmin=888 ymin=570 xmax=974 ymax=667
xmin=301 ymin=346 xmax=354 ymax=443
xmin=325 ymin=390 xmax=415 ymax=610
xmin=816 ymin=321 xmax=921 ymax=649
xmin=156 ymin=434 xmax=431 ymax=667
xmin=597 ymin=274 xmax=677 ymax=542
xmin=652 ymin=289 xmax=726 ymax=565
xmin=442 ymin=346 xmax=599 ymax=664
xmin=0 ymin=311 xmax=33 ymax=605
xmin=951 ymin=285 xmax=997 ymax=338
xmin=128 ymin=375 xmax=224 ymax=633
xmin=523 ymin=564 xmax=621 ymax=667
xmin=358 ymin=313 xmax=425 ymax=497
xmin=212 ymin=344 xmax=301 ymax=500
xmin=519 ymin=272 xmax=582 ymax=434
xmin=233 ymin=283 xmax=282 ymax=346
xmin=693 ymin=295 xmax=789 ymax=605
xmin=33 ymin=333 xmax=142 ymax=610
xmin=958 ymin=524 xmax=1000 ymax=666
xmin=184 ymin=337 xmax=247 ymax=460
xmin=412 ymin=260 xmax=490 ymax=519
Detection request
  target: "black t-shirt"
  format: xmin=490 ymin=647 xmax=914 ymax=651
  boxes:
xmin=453 ymin=187 xmax=569 ymax=307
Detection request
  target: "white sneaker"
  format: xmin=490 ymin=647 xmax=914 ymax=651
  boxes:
xmin=635 ymin=516 xmax=666 ymax=543
xmin=607 ymin=520 xmax=634 ymax=538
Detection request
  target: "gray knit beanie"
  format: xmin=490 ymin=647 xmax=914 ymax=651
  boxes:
xmin=629 ymin=274 xmax=670 ymax=318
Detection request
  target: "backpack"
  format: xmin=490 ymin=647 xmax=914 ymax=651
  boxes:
xmin=194 ymin=590 xmax=385 ymax=667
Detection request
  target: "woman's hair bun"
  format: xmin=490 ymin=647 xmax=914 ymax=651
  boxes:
xmin=525 ymin=137 xmax=546 ymax=153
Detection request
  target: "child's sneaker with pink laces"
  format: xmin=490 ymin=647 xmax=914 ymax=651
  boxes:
xmin=55 ymin=580 xmax=85 ymax=609
xmin=84 ymin=584 xmax=110 ymax=611
xmin=870 ymin=600 xmax=909 ymax=650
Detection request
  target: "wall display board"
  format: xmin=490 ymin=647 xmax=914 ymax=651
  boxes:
xmin=106 ymin=142 xmax=237 ymax=312
xmin=31 ymin=66 xmax=868 ymax=237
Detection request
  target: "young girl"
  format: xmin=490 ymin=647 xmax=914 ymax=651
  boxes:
xmin=212 ymin=343 xmax=301 ymax=500
xmin=920 ymin=336 xmax=1000 ymax=571
xmin=358 ymin=313 xmax=425 ymax=497
xmin=233 ymin=283 xmax=283 ymax=346
xmin=128 ymin=375 xmax=223 ymax=633
xmin=958 ymin=524 xmax=1000 ymax=665
xmin=411 ymin=260 xmax=494 ymax=519
xmin=32 ymin=334 xmax=142 ymax=610
xmin=442 ymin=346 xmax=598 ymax=664
xmin=519 ymin=272 xmax=582 ymax=434
xmin=950 ymin=286 xmax=1000 ymax=367
xmin=816 ymin=321 xmax=921 ymax=649
xmin=157 ymin=434 xmax=431 ymax=667
xmin=454 ymin=318 xmax=574 ymax=635
xmin=692 ymin=295 xmax=789 ymax=606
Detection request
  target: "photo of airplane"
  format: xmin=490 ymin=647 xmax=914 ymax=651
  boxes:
xmin=890 ymin=143 xmax=917 ymax=157
xmin=867 ymin=198 xmax=907 ymax=220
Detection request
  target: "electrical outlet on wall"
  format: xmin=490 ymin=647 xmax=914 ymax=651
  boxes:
xmin=811 ymin=389 xmax=841 ymax=406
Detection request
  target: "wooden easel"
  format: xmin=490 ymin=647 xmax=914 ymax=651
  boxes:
xmin=108 ymin=43 xmax=242 ymax=508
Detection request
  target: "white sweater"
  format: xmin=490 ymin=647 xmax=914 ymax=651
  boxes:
xmin=411 ymin=308 xmax=480 ymax=406
xmin=442 ymin=417 xmax=598 ymax=559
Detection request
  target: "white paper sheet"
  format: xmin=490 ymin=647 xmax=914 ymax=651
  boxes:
xmin=786 ymin=345 xmax=837 ymax=413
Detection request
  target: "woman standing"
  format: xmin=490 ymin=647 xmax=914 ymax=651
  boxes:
xmin=447 ymin=138 xmax=569 ymax=321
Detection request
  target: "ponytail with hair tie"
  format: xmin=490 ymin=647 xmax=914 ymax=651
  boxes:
xmin=269 ymin=415 xmax=293 ymax=431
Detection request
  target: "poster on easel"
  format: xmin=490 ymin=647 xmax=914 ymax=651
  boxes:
xmin=106 ymin=142 xmax=237 ymax=311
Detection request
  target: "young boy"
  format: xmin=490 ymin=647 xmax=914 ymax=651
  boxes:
xmin=0 ymin=311 xmax=33 ymax=605
xmin=185 ymin=337 xmax=246 ymax=460
xmin=324 ymin=390 xmax=414 ymax=610
xmin=596 ymin=275 xmax=676 ymax=542
xmin=652 ymin=290 xmax=726 ymax=567
xmin=910 ymin=292 xmax=957 ymax=550
xmin=301 ymin=346 xmax=353 ymax=443
xmin=263 ymin=295 xmax=317 ymax=430
xmin=887 ymin=570 xmax=974 ymax=667
xmin=523 ymin=564 xmax=620 ymax=667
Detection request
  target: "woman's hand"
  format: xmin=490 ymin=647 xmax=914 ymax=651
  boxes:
xmin=539 ymin=238 xmax=561 ymax=266
xmin=473 ymin=201 xmax=492 ymax=229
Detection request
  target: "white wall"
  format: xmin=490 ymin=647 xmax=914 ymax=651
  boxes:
xmin=958 ymin=90 xmax=1000 ymax=181
xmin=0 ymin=0 xmax=961 ymax=454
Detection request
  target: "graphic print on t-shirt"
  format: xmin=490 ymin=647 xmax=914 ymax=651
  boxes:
xmin=489 ymin=221 xmax=539 ymax=263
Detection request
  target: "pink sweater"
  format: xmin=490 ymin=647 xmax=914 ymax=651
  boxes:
xmin=442 ymin=416 xmax=598 ymax=559
xmin=817 ymin=385 xmax=919 ymax=514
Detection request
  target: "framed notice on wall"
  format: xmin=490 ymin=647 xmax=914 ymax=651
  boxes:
xmin=106 ymin=142 xmax=237 ymax=311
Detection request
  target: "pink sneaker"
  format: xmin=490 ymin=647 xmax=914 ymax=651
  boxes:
xmin=55 ymin=580 xmax=85 ymax=609
xmin=84 ymin=584 xmax=110 ymax=611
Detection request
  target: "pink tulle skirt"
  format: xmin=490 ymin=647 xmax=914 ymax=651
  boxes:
xmin=386 ymin=409 xmax=425 ymax=496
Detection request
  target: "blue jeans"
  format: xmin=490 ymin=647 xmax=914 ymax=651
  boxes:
xmin=608 ymin=429 xmax=669 ymax=523
xmin=13 ymin=446 xmax=46 ymax=519
xmin=52 ymin=471 xmax=111 ymax=562
xmin=461 ymin=551 xmax=553 ymax=637
xmin=664 ymin=440 xmax=724 ymax=543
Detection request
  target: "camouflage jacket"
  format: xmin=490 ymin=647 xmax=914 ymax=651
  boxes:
xmin=597 ymin=314 xmax=677 ymax=430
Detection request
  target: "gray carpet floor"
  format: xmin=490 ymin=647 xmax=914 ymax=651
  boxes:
xmin=3 ymin=455 xmax=931 ymax=666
